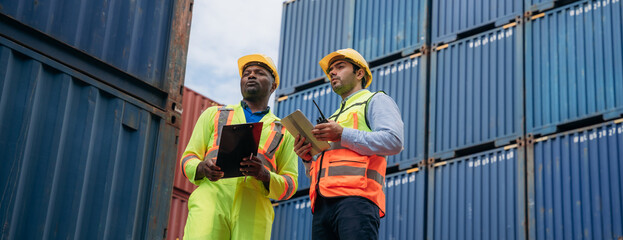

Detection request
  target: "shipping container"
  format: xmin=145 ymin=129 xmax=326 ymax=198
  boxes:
xmin=525 ymin=0 xmax=623 ymax=136
xmin=0 ymin=36 xmax=178 ymax=239
xmin=379 ymin=168 xmax=427 ymax=240
xmin=271 ymin=168 xmax=427 ymax=240
xmin=173 ymin=87 xmax=221 ymax=194
xmin=527 ymin=119 xmax=623 ymax=240
xmin=432 ymin=0 xmax=522 ymax=44
xmin=352 ymin=0 xmax=429 ymax=61
xmin=275 ymin=55 xmax=427 ymax=190
xmin=526 ymin=0 xmax=583 ymax=13
xmin=278 ymin=0 xmax=353 ymax=95
xmin=166 ymin=189 xmax=190 ymax=240
xmin=429 ymin=23 xmax=524 ymax=160
xmin=0 ymin=0 xmax=192 ymax=238
xmin=271 ymin=196 xmax=313 ymax=240
xmin=427 ymin=145 xmax=527 ymax=240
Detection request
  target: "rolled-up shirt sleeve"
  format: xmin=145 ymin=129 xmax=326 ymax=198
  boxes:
xmin=340 ymin=93 xmax=404 ymax=156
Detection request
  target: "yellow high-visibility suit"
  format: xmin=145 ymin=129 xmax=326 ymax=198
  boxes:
xmin=180 ymin=103 xmax=298 ymax=239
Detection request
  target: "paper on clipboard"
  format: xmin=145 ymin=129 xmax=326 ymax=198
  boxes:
xmin=215 ymin=122 xmax=263 ymax=178
xmin=281 ymin=110 xmax=330 ymax=156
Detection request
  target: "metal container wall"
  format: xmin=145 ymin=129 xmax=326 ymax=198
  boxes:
xmin=431 ymin=0 xmax=522 ymax=44
xmin=379 ymin=168 xmax=427 ymax=240
xmin=275 ymin=83 xmax=341 ymax=190
xmin=166 ymin=190 xmax=190 ymax=240
xmin=352 ymin=0 xmax=428 ymax=61
xmin=271 ymin=196 xmax=313 ymax=240
xmin=173 ymin=87 xmax=221 ymax=194
xmin=429 ymin=24 xmax=523 ymax=160
xmin=0 ymin=36 xmax=177 ymax=239
xmin=427 ymin=146 xmax=526 ymax=240
xmin=527 ymin=120 xmax=623 ymax=240
xmin=525 ymin=0 xmax=583 ymax=12
xmin=525 ymin=0 xmax=623 ymax=136
xmin=0 ymin=0 xmax=173 ymax=86
xmin=278 ymin=0 xmax=353 ymax=94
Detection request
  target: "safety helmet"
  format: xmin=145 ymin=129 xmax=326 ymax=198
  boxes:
xmin=238 ymin=54 xmax=279 ymax=88
xmin=319 ymin=48 xmax=372 ymax=88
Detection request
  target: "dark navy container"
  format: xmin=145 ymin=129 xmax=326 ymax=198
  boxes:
xmin=429 ymin=24 xmax=524 ymax=160
xmin=527 ymin=119 xmax=623 ymax=240
xmin=271 ymin=196 xmax=313 ymax=240
xmin=525 ymin=0 xmax=623 ymax=136
xmin=427 ymin=145 xmax=527 ymax=240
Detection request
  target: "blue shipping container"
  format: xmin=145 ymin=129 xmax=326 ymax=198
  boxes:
xmin=429 ymin=23 xmax=524 ymax=160
xmin=379 ymin=168 xmax=427 ymax=240
xmin=0 ymin=36 xmax=178 ymax=239
xmin=277 ymin=0 xmax=353 ymax=95
xmin=432 ymin=0 xmax=522 ymax=44
xmin=526 ymin=0 xmax=583 ymax=13
xmin=527 ymin=119 xmax=623 ymax=240
xmin=352 ymin=0 xmax=429 ymax=61
xmin=427 ymin=145 xmax=527 ymax=240
xmin=271 ymin=196 xmax=313 ymax=240
xmin=525 ymin=0 xmax=623 ymax=136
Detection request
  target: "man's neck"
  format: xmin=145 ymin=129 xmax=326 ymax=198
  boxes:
xmin=340 ymin=86 xmax=363 ymax=101
xmin=242 ymin=99 xmax=269 ymax=113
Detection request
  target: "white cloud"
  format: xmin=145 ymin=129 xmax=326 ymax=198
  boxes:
xmin=184 ymin=0 xmax=284 ymax=106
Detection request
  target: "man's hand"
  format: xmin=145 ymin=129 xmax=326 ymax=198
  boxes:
xmin=195 ymin=159 xmax=224 ymax=181
xmin=311 ymin=120 xmax=343 ymax=142
xmin=294 ymin=135 xmax=313 ymax=162
xmin=240 ymin=155 xmax=270 ymax=183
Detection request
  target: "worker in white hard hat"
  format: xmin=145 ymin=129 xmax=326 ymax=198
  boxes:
xmin=293 ymin=48 xmax=404 ymax=240
xmin=181 ymin=54 xmax=298 ymax=239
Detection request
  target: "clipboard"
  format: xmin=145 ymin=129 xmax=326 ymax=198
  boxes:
xmin=215 ymin=122 xmax=263 ymax=178
xmin=281 ymin=110 xmax=330 ymax=156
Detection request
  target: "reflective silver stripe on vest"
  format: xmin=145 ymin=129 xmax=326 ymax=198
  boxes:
xmin=319 ymin=166 xmax=384 ymax=187
xmin=281 ymin=175 xmax=295 ymax=200
xmin=215 ymin=108 xmax=233 ymax=145
xmin=264 ymin=122 xmax=284 ymax=159
xmin=181 ymin=155 xmax=198 ymax=178
xmin=256 ymin=154 xmax=275 ymax=172
xmin=205 ymin=150 xmax=218 ymax=162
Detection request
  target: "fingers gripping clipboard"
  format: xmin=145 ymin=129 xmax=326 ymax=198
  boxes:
xmin=215 ymin=122 xmax=262 ymax=178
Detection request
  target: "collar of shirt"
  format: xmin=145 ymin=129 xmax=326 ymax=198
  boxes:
xmin=241 ymin=100 xmax=270 ymax=123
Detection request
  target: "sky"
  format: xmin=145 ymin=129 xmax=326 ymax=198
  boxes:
xmin=184 ymin=0 xmax=286 ymax=106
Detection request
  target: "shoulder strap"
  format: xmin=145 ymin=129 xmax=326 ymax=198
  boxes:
xmin=363 ymin=91 xmax=385 ymax=130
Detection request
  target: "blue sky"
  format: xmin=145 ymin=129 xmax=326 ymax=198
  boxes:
xmin=184 ymin=0 xmax=285 ymax=106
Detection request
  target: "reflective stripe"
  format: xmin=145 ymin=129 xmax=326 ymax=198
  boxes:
xmin=181 ymin=154 xmax=198 ymax=179
xmin=319 ymin=166 xmax=384 ymax=187
xmin=265 ymin=122 xmax=284 ymax=159
xmin=215 ymin=109 xmax=233 ymax=146
xmin=279 ymin=174 xmax=295 ymax=200
xmin=256 ymin=154 xmax=275 ymax=172
xmin=352 ymin=112 xmax=358 ymax=129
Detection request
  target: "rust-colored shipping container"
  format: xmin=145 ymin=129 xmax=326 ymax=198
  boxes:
xmin=166 ymin=189 xmax=191 ymax=240
xmin=173 ymin=87 xmax=221 ymax=193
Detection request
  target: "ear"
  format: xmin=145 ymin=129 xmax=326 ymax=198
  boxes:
xmin=356 ymin=68 xmax=366 ymax=81
xmin=270 ymin=81 xmax=277 ymax=93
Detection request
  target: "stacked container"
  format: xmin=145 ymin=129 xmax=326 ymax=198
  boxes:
xmin=0 ymin=0 xmax=191 ymax=238
xmin=272 ymin=0 xmax=622 ymax=239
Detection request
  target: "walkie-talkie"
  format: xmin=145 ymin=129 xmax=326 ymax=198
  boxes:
xmin=312 ymin=100 xmax=329 ymax=124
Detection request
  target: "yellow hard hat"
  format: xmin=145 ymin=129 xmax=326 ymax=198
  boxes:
xmin=319 ymin=48 xmax=372 ymax=88
xmin=238 ymin=54 xmax=279 ymax=88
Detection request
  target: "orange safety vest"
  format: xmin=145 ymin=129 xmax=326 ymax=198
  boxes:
xmin=309 ymin=90 xmax=387 ymax=217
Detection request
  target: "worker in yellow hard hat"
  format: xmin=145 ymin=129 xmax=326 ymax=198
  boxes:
xmin=181 ymin=54 xmax=298 ymax=239
xmin=294 ymin=48 xmax=404 ymax=240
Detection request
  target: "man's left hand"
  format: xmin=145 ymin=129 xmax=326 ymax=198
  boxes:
xmin=240 ymin=155 xmax=270 ymax=182
xmin=311 ymin=120 xmax=343 ymax=142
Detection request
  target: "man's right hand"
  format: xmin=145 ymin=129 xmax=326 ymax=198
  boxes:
xmin=195 ymin=159 xmax=224 ymax=181
xmin=294 ymin=135 xmax=313 ymax=162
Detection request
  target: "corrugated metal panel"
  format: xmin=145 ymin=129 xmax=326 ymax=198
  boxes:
xmin=525 ymin=0 xmax=583 ymax=12
xmin=379 ymin=168 xmax=427 ymax=240
xmin=431 ymin=0 xmax=522 ymax=44
xmin=525 ymin=0 xmax=623 ymax=136
xmin=0 ymin=0 xmax=173 ymax=86
xmin=271 ymin=196 xmax=313 ymax=240
xmin=527 ymin=120 xmax=623 ymax=240
xmin=427 ymin=146 xmax=527 ymax=240
xmin=278 ymin=0 xmax=353 ymax=94
xmin=0 ymin=36 xmax=177 ymax=239
xmin=352 ymin=0 xmax=428 ymax=61
xmin=166 ymin=190 xmax=190 ymax=240
xmin=173 ymin=87 xmax=221 ymax=194
xmin=429 ymin=24 xmax=523 ymax=160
